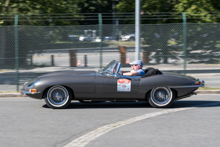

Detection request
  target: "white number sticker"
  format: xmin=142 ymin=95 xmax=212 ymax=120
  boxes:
xmin=117 ymin=79 xmax=131 ymax=92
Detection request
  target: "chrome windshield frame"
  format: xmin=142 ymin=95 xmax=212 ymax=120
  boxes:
xmin=113 ymin=62 xmax=121 ymax=77
xmin=101 ymin=60 xmax=121 ymax=76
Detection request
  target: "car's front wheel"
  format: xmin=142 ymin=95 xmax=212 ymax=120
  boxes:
xmin=148 ymin=87 xmax=174 ymax=108
xmin=45 ymin=86 xmax=72 ymax=109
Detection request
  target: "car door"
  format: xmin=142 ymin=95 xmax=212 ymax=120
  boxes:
xmin=104 ymin=75 xmax=140 ymax=98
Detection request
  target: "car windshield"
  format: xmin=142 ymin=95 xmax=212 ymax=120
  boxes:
xmin=101 ymin=60 xmax=120 ymax=75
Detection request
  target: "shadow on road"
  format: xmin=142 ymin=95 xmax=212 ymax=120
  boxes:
xmin=42 ymin=100 xmax=220 ymax=109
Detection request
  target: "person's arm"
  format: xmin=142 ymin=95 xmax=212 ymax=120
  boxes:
xmin=123 ymin=72 xmax=140 ymax=76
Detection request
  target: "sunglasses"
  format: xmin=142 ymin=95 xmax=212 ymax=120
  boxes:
xmin=131 ymin=64 xmax=138 ymax=66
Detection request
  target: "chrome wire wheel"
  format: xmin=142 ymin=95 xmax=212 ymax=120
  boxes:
xmin=45 ymin=86 xmax=71 ymax=108
xmin=149 ymin=87 xmax=174 ymax=108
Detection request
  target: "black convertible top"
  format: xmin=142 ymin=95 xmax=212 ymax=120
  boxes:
xmin=141 ymin=67 xmax=162 ymax=78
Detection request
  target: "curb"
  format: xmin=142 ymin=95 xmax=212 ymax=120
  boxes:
xmin=0 ymin=90 xmax=219 ymax=98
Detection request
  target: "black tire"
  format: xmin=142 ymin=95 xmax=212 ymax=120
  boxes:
xmin=148 ymin=87 xmax=175 ymax=108
xmin=44 ymin=86 xmax=72 ymax=109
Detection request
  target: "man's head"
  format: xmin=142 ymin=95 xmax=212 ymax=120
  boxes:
xmin=130 ymin=60 xmax=143 ymax=71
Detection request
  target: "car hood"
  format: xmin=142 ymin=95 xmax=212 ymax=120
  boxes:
xmin=38 ymin=70 xmax=96 ymax=78
xmin=163 ymin=72 xmax=196 ymax=81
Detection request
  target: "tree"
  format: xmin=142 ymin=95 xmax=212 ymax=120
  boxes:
xmin=1 ymin=0 xmax=82 ymax=25
xmin=0 ymin=0 xmax=10 ymax=14
xmin=116 ymin=0 xmax=220 ymax=64
xmin=116 ymin=0 xmax=220 ymax=23
xmin=1 ymin=0 xmax=115 ymax=25
xmin=77 ymin=0 xmax=115 ymax=25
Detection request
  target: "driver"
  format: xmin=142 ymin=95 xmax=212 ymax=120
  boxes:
xmin=123 ymin=60 xmax=145 ymax=76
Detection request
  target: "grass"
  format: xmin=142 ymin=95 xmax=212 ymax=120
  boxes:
xmin=0 ymin=69 xmax=14 ymax=73
xmin=54 ymin=40 xmax=139 ymax=47
xmin=198 ymin=87 xmax=220 ymax=90
xmin=0 ymin=91 xmax=20 ymax=93
xmin=103 ymin=41 xmax=136 ymax=47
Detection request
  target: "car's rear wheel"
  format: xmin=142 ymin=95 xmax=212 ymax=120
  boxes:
xmin=148 ymin=87 xmax=174 ymax=108
xmin=45 ymin=86 xmax=72 ymax=109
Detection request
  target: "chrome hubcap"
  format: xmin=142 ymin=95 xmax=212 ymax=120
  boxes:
xmin=151 ymin=87 xmax=172 ymax=106
xmin=53 ymin=91 xmax=64 ymax=102
xmin=47 ymin=86 xmax=69 ymax=107
xmin=156 ymin=91 xmax=167 ymax=101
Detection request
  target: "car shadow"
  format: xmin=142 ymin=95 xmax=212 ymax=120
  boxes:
xmin=42 ymin=100 xmax=220 ymax=109
xmin=171 ymin=100 xmax=220 ymax=108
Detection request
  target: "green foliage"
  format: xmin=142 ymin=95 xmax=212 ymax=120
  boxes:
xmin=78 ymin=0 xmax=111 ymax=13
xmin=116 ymin=0 xmax=135 ymax=12
xmin=116 ymin=0 xmax=220 ymax=23
xmin=1 ymin=0 xmax=83 ymax=25
xmin=0 ymin=0 xmax=113 ymax=25
xmin=174 ymin=0 xmax=220 ymax=22
xmin=117 ymin=0 xmax=220 ymax=13
xmin=2 ymin=0 xmax=81 ymax=14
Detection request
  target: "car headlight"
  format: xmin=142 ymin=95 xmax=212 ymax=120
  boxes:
xmin=28 ymin=79 xmax=40 ymax=88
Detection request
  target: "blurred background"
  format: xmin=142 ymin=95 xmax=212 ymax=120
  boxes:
xmin=0 ymin=0 xmax=220 ymax=92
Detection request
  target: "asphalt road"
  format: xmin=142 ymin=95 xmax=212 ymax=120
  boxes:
xmin=0 ymin=94 xmax=219 ymax=147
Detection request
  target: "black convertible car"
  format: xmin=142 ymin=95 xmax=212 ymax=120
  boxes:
xmin=21 ymin=60 xmax=204 ymax=109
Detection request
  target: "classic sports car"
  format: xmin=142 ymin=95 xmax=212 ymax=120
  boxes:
xmin=21 ymin=60 xmax=204 ymax=109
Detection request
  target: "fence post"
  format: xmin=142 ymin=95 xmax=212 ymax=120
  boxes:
xmin=51 ymin=55 xmax=54 ymax=66
xmin=118 ymin=46 xmax=126 ymax=66
xmin=69 ymin=50 xmax=76 ymax=67
xmin=135 ymin=0 xmax=141 ymax=60
xmin=142 ymin=51 xmax=149 ymax=64
xmin=182 ymin=12 xmax=187 ymax=75
xmin=14 ymin=14 xmax=19 ymax=92
xmin=98 ymin=13 xmax=103 ymax=69
xmin=84 ymin=55 xmax=87 ymax=67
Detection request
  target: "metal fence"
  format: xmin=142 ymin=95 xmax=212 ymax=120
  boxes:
xmin=0 ymin=23 xmax=220 ymax=91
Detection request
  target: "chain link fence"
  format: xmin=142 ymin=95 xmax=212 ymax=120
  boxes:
xmin=0 ymin=23 xmax=220 ymax=91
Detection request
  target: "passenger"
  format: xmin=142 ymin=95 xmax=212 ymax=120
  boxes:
xmin=123 ymin=60 xmax=145 ymax=76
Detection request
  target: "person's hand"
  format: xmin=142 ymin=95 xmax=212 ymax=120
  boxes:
xmin=112 ymin=68 xmax=116 ymax=74
xmin=118 ymin=71 xmax=123 ymax=75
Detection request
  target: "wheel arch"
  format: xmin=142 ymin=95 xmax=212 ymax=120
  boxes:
xmin=170 ymin=88 xmax=177 ymax=99
xmin=145 ymin=89 xmax=152 ymax=101
xmin=42 ymin=85 xmax=75 ymax=100
xmin=145 ymin=87 xmax=177 ymax=100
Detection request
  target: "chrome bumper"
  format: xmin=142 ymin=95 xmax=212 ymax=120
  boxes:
xmin=201 ymin=80 xmax=205 ymax=87
xmin=20 ymin=87 xmax=41 ymax=95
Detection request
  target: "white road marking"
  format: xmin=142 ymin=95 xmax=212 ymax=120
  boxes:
xmin=63 ymin=102 xmax=220 ymax=147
